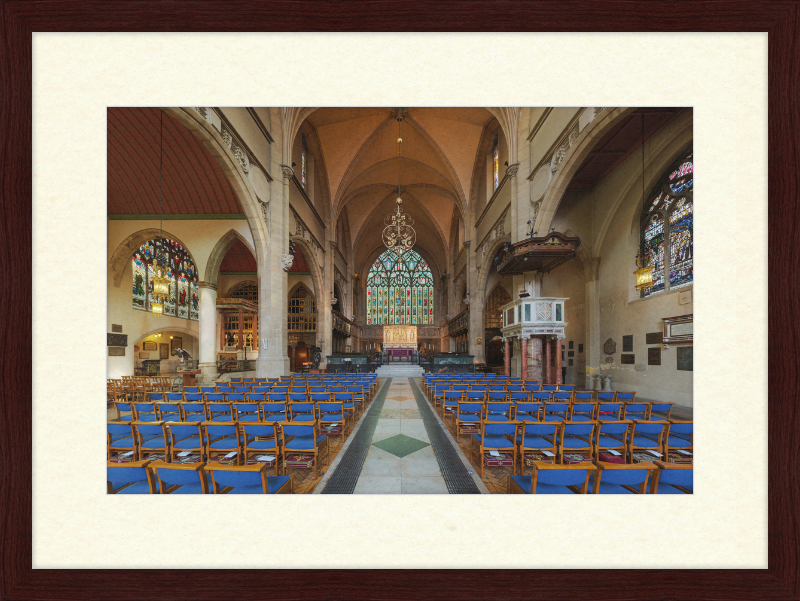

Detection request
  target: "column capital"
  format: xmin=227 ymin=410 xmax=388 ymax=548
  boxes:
xmin=463 ymin=240 xmax=471 ymax=249
xmin=505 ymin=162 xmax=520 ymax=178
xmin=280 ymin=164 xmax=294 ymax=179
xmin=197 ymin=281 xmax=218 ymax=291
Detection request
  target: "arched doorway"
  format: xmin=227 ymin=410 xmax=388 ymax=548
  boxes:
xmin=288 ymin=284 xmax=316 ymax=371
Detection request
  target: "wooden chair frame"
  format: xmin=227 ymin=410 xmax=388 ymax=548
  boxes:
xmin=509 ymin=460 xmax=594 ymax=494
xmin=107 ymin=459 xmax=156 ymax=494
xmin=591 ymin=460 xmax=656 ymax=494
xmin=150 ymin=460 xmax=209 ymax=494
xmin=649 ymin=460 xmax=693 ymax=494
xmin=205 ymin=461 xmax=292 ymax=494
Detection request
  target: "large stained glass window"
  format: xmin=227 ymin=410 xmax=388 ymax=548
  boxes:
xmin=301 ymin=143 xmax=307 ymax=189
xmin=640 ymin=149 xmax=693 ymax=297
xmin=366 ymin=249 xmax=434 ymax=325
xmin=132 ymin=238 xmax=199 ymax=321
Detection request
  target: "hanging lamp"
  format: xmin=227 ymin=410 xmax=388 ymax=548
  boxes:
xmin=382 ymin=107 xmax=416 ymax=255
xmin=151 ymin=110 xmax=171 ymax=316
xmin=634 ymin=112 xmax=654 ymax=292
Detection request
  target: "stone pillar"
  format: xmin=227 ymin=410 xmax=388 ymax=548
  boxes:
xmin=198 ymin=282 xmax=218 ymax=382
xmin=555 ymin=338 xmax=563 ymax=385
xmin=520 ymin=336 xmax=528 ymax=382
xmin=545 ymin=337 xmax=552 ymax=384
xmin=504 ymin=339 xmax=511 ymax=376
xmin=584 ymin=257 xmax=601 ymax=390
xmin=529 ymin=336 xmax=543 ymax=383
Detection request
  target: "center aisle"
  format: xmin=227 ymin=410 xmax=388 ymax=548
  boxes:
xmin=318 ymin=377 xmax=487 ymax=494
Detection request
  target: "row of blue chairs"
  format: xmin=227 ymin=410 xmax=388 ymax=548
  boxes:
xmin=108 ymin=419 xmax=331 ymax=478
xmin=437 ymin=395 xmax=673 ymax=423
xmin=107 ymin=459 xmax=293 ymax=494
xmin=463 ymin=417 xmax=692 ymax=477
xmin=509 ymin=460 xmax=693 ymax=494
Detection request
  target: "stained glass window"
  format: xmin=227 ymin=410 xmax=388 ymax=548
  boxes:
xmin=493 ymin=136 xmax=499 ymax=190
xmin=641 ymin=149 xmax=693 ymax=297
xmin=366 ymin=248 xmax=434 ymax=325
xmin=132 ymin=237 xmax=199 ymax=321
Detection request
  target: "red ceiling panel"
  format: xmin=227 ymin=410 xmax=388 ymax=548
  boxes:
xmin=220 ymin=240 xmax=257 ymax=273
xmin=108 ymin=108 xmax=242 ymax=215
xmin=566 ymin=108 xmax=682 ymax=191
xmin=288 ymin=245 xmax=309 ymax=273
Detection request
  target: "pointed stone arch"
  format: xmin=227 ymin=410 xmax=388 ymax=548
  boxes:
xmin=109 ymin=228 xmax=198 ymax=288
xmin=475 ymin=233 xmax=512 ymax=303
xmin=204 ymin=229 xmax=258 ymax=286
xmin=290 ymin=236 xmax=324 ymax=308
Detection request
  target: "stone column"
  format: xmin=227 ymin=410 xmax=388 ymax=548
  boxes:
xmin=545 ymin=337 xmax=552 ymax=384
xmin=197 ymin=282 xmax=218 ymax=382
xmin=529 ymin=336 xmax=543 ymax=383
xmin=555 ymin=338 xmax=563 ymax=385
xmin=584 ymin=257 xmax=601 ymax=390
xmin=520 ymin=336 xmax=528 ymax=382
xmin=504 ymin=339 xmax=511 ymax=376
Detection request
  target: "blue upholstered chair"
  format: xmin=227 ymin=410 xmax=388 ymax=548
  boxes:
xmin=203 ymin=421 xmax=242 ymax=464
xmin=650 ymin=460 xmax=693 ymax=493
xmin=622 ymin=400 xmax=649 ymax=421
xmin=558 ymin=421 xmax=597 ymax=463
xmin=107 ymin=460 xmax=158 ymax=494
xmin=590 ymin=460 xmax=655 ymax=493
xmin=517 ymin=422 xmax=558 ymax=475
xmin=532 ymin=391 xmax=551 ymax=404
xmin=205 ymin=462 xmax=292 ymax=494
xmin=485 ymin=402 xmax=513 ymax=422
xmin=132 ymin=421 xmax=169 ymax=460
xmin=455 ymin=401 xmax=483 ymax=443
xmin=569 ymin=400 xmax=598 ymax=422
xmin=150 ymin=461 xmax=210 ymax=494
xmin=241 ymin=422 xmax=282 ymax=475
xmin=596 ymin=400 xmax=623 ymax=421
xmin=318 ymin=401 xmax=349 ymax=440
xmin=509 ymin=460 xmax=593 ymax=494
xmin=180 ymin=401 xmax=207 ymax=422
xmin=543 ymin=401 xmax=570 ymax=423
xmin=629 ymin=420 xmax=668 ymax=462
xmin=165 ymin=421 xmax=204 ymax=462
xmin=664 ymin=420 xmax=693 ymax=460
xmin=107 ymin=422 xmax=136 ymax=460
xmin=596 ymin=391 xmax=616 ymax=403
xmin=280 ymin=422 xmax=328 ymax=479
xmin=441 ymin=391 xmax=462 ymax=421
xmin=647 ymin=402 xmax=674 ymax=421
xmin=558 ymin=385 xmax=575 ymax=392
xmin=594 ymin=420 xmax=631 ymax=460
xmin=524 ymin=382 xmax=541 ymax=393
xmin=206 ymin=400 xmax=234 ymax=422
xmin=472 ymin=421 xmax=518 ymax=478
xmin=132 ymin=402 xmax=159 ymax=422
xmin=513 ymin=402 xmax=541 ymax=422
xmin=542 ymin=385 xmax=558 ymax=393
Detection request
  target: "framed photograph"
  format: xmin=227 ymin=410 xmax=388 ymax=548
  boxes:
xmin=142 ymin=340 xmax=157 ymax=351
xmin=159 ymin=343 xmax=169 ymax=360
xmin=171 ymin=337 xmax=183 ymax=354
xmin=15 ymin=9 xmax=793 ymax=601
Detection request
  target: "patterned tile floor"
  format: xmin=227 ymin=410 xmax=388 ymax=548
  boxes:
xmin=352 ymin=378 xmax=449 ymax=494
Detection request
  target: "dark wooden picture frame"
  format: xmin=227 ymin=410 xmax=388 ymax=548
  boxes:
xmin=159 ymin=343 xmax=170 ymax=360
xmin=6 ymin=4 xmax=798 ymax=600
xmin=170 ymin=337 xmax=183 ymax=354
xmin=142 ymin=340 xmax=157 ymax=351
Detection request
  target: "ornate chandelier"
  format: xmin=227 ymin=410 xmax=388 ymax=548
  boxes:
xmin=382 ymin=108 xmax=416 ymax=255
xmin=151 ymin=111 xmax=171 ymax=317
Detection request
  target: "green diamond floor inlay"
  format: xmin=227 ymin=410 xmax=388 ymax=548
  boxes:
xmin=372 ymin=434 xmax=430 ymax=458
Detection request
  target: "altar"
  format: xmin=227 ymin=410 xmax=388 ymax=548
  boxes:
xmin=383 ymin=325 xmax=417 ymax=348
xmin=387 ymin=349 xmax=413 ymax=362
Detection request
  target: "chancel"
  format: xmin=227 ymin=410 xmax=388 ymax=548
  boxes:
xmin=107 ymin=107 xmax=693 ymax=495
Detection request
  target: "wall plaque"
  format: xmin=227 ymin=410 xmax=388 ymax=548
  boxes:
xmin=111 ymin=324 xmax=123 ymax=333
xmin=677 ymin=346 xmax=693 ymax=371
xmin=603 ymin=338 xmax=616 ymax=355
xmin=107 ymin=333 xmax=128 ymax=347
xmin=663 ymin=314 xmax=693 ymax=344
xmin=621 ymin=354 xmax=635 ymax=365
xmin=622 ymin=335 xmax=633 ymax=352
xmin=648 ymin=347 xmax=661 ymax=365
xmin=108 ymin=347 xmax=125 ymax=357
xmin=646 ymin=332 xmax=663 ymax=345
xmin=568 ymin=340 xmax=573 ymax=349
xmin=578 ymin=344 xmax=583 ymax=353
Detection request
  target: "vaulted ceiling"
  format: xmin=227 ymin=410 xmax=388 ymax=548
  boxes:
xmin=219 ymin=239 xmax=257 ymax=274
xmin=305 ymin=107 xmax=493 ymax=269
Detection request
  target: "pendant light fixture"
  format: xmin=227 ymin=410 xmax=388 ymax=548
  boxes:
xmin=634 ymin=112 xmax=654 ymax=292
xmin=382 ymin=107 xmax=416 ymax=255
xmin=151 ymin=110 xmax=171 ymax=316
